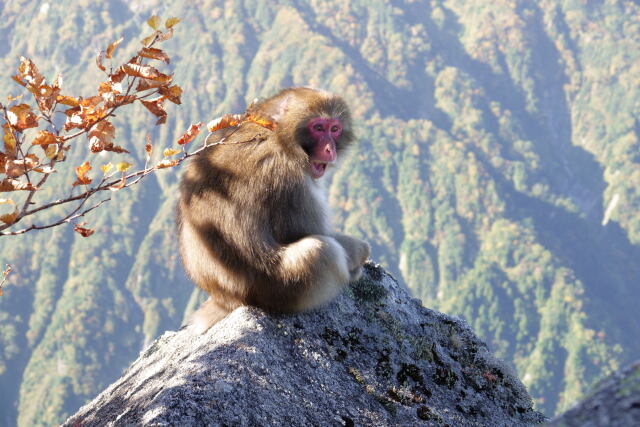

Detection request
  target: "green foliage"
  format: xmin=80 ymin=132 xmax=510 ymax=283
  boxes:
xmin=1 ymin=0 xmax=640 ymax=424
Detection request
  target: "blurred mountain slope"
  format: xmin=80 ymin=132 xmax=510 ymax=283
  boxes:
xmin=0 ymin=0 xmax=639 ymax=425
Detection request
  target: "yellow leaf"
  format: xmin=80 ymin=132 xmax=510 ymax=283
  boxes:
xmin=141 ymin=33 xmax=158 ymax=47
xmin=0 ymin=199 xmax=18 ymax=225
xmin=3 ymin=128 xmax=17 ymax=156
xmin=147 ymin=15 xmax=161 ymax=30
xmin=116 ymin=161 xmax=132 ymax=172
xmin=106 ymin=37 xmax=124 ymax=59
xmin=101 ymin=163 xmax=113 ymax=174
xmin=165 ymin=17 xmax=181 ymax=28
xmin=44 ymin=144 xmax=58 ymax=159
xmin=163 ymin=148 xmax=181 ymax=157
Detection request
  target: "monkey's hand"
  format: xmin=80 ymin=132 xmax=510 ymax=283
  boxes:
xmin=333 ymin=234 xmax=370 ymax=282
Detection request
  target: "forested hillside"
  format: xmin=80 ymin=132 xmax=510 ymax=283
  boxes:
xmin=0 ymin=0 xmax=639 ymax=425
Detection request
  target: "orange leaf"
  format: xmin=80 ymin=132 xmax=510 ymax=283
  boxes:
xmin=159 ymin=85 xmax=182 ymax=104
xmin=17 ymin=57 xmax=45 ymax=89
xmin=5 ymin=154 xmax=39 ymax=178
xmin=56 ymin=95 xmax=80 ymax=107
xmin=12 ymin=75 xmax=26 ymax=87
xmin=106 ymin=37 xmax=124 ymax=59
xmin=74 ymin=224 xmax=95 ymax=237
xmin=139 ymin=47 xmax=170 ymax=63
xmin=140 ymin=97 xmax=167 ymax=125
xmin=0 ymin=178 xmax=37 ymax=192
xmin=207 ymin=114 xmax=244 ymax=133
xmin=247 ymin=113 xmax=277 ymax=131
xmin=121 ymin=63 xmax=172 ymax=83
xmin=136 ymin=78 xmax=168 ymax=92
xmin=7 ymin=104 xmax=38 ymax=131
xmin=32 ymin=130 xmax=60 ymax=146
xmin=177 ymin=122 xmax=203 ymax=145
xmin=110 ymin=67 xmax=126 ymax=83
xmin=145 ymin=135 xmax=152 ymax=158
xmin=72 ymin=161 xmax=92 ymax=187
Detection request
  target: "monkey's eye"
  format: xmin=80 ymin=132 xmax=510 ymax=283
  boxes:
xmin=314 ymin=124 xmax=324 ymax=131
xmin=331 ymin=125 xmax=339 ymax=133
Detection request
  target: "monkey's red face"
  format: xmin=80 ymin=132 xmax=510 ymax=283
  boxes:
xmin=307 ymin=117 xmax=342 ymax=179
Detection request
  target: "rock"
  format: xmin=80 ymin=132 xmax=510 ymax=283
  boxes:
xmin=63 ymin=263 xmax=545 ymax=426
xmin=550 ymin=361 xmax=640 ymax=427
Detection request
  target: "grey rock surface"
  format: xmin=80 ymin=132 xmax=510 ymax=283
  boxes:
xmin=550 ymin=361 xmax=640 ymax=427
xmin=63 ymin=263 xmax=545 ymax=426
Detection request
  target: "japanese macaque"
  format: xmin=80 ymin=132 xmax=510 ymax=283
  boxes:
xmin=177 ymin=87 xmax=370 ymax=333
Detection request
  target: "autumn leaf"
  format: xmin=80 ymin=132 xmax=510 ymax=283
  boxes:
xmin=7 ymin=104 xmax=38 ymax=131
xmin=139 ymin=47 xmax=170 ymax=63
xmin=247 ymin=113 xmax=277 ymax=130
xmin=5 ymin=154 xmax=39 ymax=178
xmin=7 ymin=94 xmax=23 ymax=102
xmin=136 ymin=78 xmax=168 ymax=91
xmin=96 ymin=51 xmax=106 ymax=72
xmin=3 ymin=126 xmax=17 ymax=156
xmin=44 ymin=144 xmax=59 ymax=159
xmin=106 ymin=37 xmax=124 ymax=59
xmin=140 ymin=97 xmax=167 ymax=125
xmin=156 ymin=158 xmax=179 ymax=169
xmin=163 ymin=148 xmax=181 ymax=157
xmin=147 ymin=15 xmax=161 ymax=30
xmin=141 ymin=32 xmax=159 ymax=47
xmin=32 ymin=130 xmax=60 ymax=146
xmin=0 ymin=178 xmax=37 ymax=192
xmin=0 ymin=199 xmax=18 ymax=225
xmin=207 ymin=114 xmax=243 ymax=132
xmin=177 ymin=122 xmax=203 ymax=145
xmin=116 ymin=161 xmax=132 ymax=172
xmin=56 ymin=95 xmax=80 ymax=107
xmin=88 ymin=121 xmax=115 ymax=152
xmin=12 ymin=75 xmax=26 ymax=87
xmin=101 ymin=163 xmax=113 ymax=174
xmin=121 ymin=63 xmax=172 ymax=83
xmin=74 ymin=223 xmax=95 ymax=237
xmin=165 ymin=17 xmax=181 ymax=28
xmin=159 ymin=85 xmax=182 ymax=104
xmin=17 ymin=57 xmax=45 ymax=89
xmin=72 ymin=161 xmax=92 ymax=186
xmin=145 ymin=135 xmax=152 ymax=159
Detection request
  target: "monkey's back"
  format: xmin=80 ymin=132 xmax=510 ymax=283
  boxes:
xmin=177 ymin=123 xmax=330 ymax=309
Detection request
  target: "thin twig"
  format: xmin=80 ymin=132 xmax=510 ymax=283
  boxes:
xmin=1 ymin=198 xmax=110 ymax=236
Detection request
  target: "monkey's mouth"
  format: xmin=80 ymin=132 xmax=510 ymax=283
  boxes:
xmin=310 ymin=161 xmax=329 ymax=178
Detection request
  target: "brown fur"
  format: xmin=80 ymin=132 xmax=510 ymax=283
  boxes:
xmin=177 ymin=88 xmax=369 ymax=333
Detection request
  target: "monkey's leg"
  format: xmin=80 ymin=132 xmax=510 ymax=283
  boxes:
xmin=190 ymin=297 xmax=236 ymax=334
xmin=332 ymin=234 xmax=370 ymax=281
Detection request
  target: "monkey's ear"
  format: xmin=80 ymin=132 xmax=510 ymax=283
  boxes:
xmin=272 ymin=95 xmax=292 ymax=122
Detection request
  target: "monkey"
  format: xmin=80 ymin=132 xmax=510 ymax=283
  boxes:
xmin=177 ymin=87 xmax=370 ymax=333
